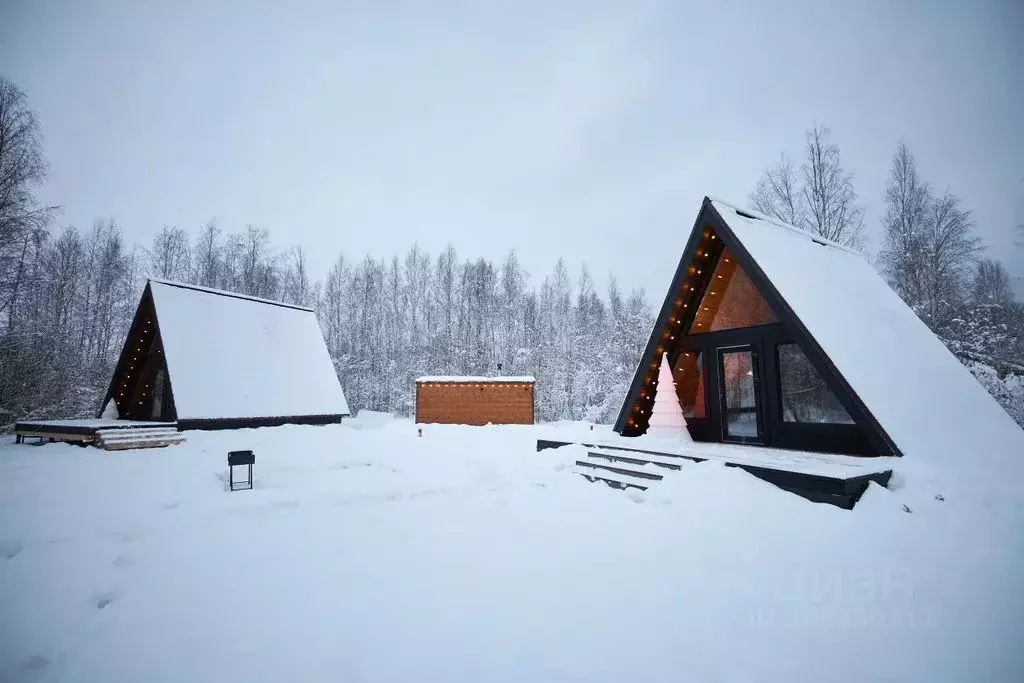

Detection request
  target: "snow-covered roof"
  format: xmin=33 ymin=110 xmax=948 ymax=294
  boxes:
xmin=415 ymin=376 xmax=536 ymax=383
xmin=708 ymin=198 xmax=1024 ymax=468
xmin=148 ymin=278 xmax=315 ymax=312
xmin=149 ymin=280 xmax=349 ymax=420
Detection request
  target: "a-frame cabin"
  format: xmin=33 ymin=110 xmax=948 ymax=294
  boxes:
xmin=614 ymin=197 xmax=1024 ymax=463
xmin=101 ymin=279 xmax=350 ymax=430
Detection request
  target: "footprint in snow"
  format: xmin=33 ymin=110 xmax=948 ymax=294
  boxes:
xmin=0 ymin=539 xmax=24 ymax=559
xmin=113 ymin=554 xmax=133 ymax=568
xmin=161 ymin=501 xmax=180 ymax=510
xmin=20 ymin=654 xmax=50 ymax=671
xmin=92 ymin=592 xmax=117 ymax=610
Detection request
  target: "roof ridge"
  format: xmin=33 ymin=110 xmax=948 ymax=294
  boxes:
xmin=148 ymin=278 xmax=314 ymax=312
xmin=707 ymin=197 xmax=863 ymax=257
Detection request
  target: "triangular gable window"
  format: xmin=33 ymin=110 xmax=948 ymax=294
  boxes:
xmin=690 ymin=247 xmax=777 ymax=334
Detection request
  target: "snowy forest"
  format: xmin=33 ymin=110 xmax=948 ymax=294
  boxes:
xmin=2 ymin=76 xmax=1024 ymax=429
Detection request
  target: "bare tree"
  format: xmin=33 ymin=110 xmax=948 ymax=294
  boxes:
xmin=192 ymin=219 xmax=222 ymax=288
xmin=281 ymin=246 xmax=314 ymax=306
xmin=750 ymin=125 xmax=864 ymax=249
xmin=0 ymin=77 xmax=58 ymax=324
xmin=148 ymin=225 xmax=191 ymax=281
xmin=920 ymin=189 xmax=982 ymax=322
xmin=878 ymin=142 xmax=931 ymax=305
xmin=879 ymin=142 xmax=982 ymax=326
xmin=750 ymin=154 xmax=803 ymax=226
xmin=973 ymin=259 xmax=1012 ymax=305
xmin=801 ymin=126 xmax=865 ymax=248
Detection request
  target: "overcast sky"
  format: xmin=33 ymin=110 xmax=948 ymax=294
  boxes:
xmin=3 ymin=0 xmax=1022 ymax=299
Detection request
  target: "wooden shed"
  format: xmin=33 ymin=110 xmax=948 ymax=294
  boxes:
xmin=415 ymin=377 xmax=535 ymax=425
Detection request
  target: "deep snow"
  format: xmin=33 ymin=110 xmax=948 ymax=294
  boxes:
xmin=2 ymin=417 xmax=1023 ymax=682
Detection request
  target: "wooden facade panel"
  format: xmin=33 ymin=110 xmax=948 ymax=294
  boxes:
xmin=415 ymin=382 xmax=535 ymax=425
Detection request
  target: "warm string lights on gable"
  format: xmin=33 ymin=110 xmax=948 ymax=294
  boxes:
xmin=115 ymin=312 xmax=161 ymax=416
xmin=628 ymin=226 xmax=722 ymax=433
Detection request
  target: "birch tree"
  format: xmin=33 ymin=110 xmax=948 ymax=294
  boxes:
xmin=750 ymin=125 xmax=865 ymax=248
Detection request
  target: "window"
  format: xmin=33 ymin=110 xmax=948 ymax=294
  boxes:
xmin=673 ymin=351 xmax=706 ymax=418
xmin=777 ymin=343 xmax=854 ymax=424
xmin=690 ymin=248 xmax=777 ymax=333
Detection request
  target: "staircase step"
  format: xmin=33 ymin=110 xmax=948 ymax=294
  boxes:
xmin=101 ymin=438 xmax=184 ymax=451
xmin=573 ymin=466 xmax=653 ymax=491
xmin=586 ymin=449 xmax=688 ymax=470
xmin=95 ymin=430 xmax=179 ymax=440
xmin=576 ymin=458 xmax=666 ymax=481
xmin=96 ymin=431 xmax=179 ymax=442
xmin=97 ymin=432 xmax=185 ymax=449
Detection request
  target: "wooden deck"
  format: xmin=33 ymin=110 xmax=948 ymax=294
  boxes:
xmin=14 ymin=419 xmax=183 ymax=450
xmin=537 ymin=438 xmax=894 ymax=510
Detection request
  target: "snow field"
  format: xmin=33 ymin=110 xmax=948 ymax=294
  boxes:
xmin=1 ymin=416 xmax=1023 ymax=682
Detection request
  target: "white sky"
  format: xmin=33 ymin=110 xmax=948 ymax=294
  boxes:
xmin=3 ymin=0 xmax=1022 ymax=298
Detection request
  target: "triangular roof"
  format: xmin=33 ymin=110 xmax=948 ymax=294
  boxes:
xmin=103 ymin=279 xmax=349 ymax=424
xmin=615 ymin=197 xmax=1024 ymax=466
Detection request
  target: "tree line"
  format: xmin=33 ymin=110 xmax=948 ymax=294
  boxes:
xmin=1 ymin=77 xmax=654 ymax=427
xmin=2 ymin=75 xmax=1022 ymax=428
xmin=2 ymin=207 xmax=655 ymax=429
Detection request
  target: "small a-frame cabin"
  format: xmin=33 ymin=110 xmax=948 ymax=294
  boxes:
xmin=101 ymin=279 xmax=350 ymax=430
xmin=615 ymin=197 xmax=1024 ymax=462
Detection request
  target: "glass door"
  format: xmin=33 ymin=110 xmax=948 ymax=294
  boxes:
xmin=717 ymin=345 xmax=764 ymax=443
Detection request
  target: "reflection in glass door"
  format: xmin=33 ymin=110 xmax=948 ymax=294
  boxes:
xmin=718 ymin=346 xmax=763 ymax=443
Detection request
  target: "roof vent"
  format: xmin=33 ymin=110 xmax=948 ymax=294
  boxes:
xmin=734 ymin=209 xmax=760 ymax=220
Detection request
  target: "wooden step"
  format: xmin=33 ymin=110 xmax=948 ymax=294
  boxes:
xmin=573 ymin=466 xmax=653 ymax=491
xmin=101 ymin=438 xmax=184 ymax=451
xmin=575 ymin=458 xmax=666 ymax=481
xmin=96 ymin=428 xmax=186 ymax=451
xmin=586 ymin=448 xmax=688 ymax=470
xmin=95 ymin=427 xmax=180 ymax=439
xmin=97 ymin=432 xmax=180 ymax=444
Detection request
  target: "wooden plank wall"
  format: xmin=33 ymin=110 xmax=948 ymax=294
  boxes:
xmin=416 ymin=382 xmax=535 ymax=425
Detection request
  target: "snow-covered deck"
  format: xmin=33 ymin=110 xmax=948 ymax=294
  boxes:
xmin=537 ymin=425 xmax=895 ymax=480
xmin=537 ymin=426 xmax=896 ymax=508
xmin=606 ymin=436 xmax=896 ymax=479
xmin=16 ymin=419 xmax=176 ymax=431
xmin=14 ymin=419 xmax=178 ymax=444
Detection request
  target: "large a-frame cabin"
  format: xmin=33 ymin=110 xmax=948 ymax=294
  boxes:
xmin=614 ymin=197 xmax=1024 ymax=463
xmin=100 ymin=279 xmax=350 ymax=430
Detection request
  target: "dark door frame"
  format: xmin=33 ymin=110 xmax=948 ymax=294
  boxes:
xmin=716 ymin=343 xmax=765 ymax=445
